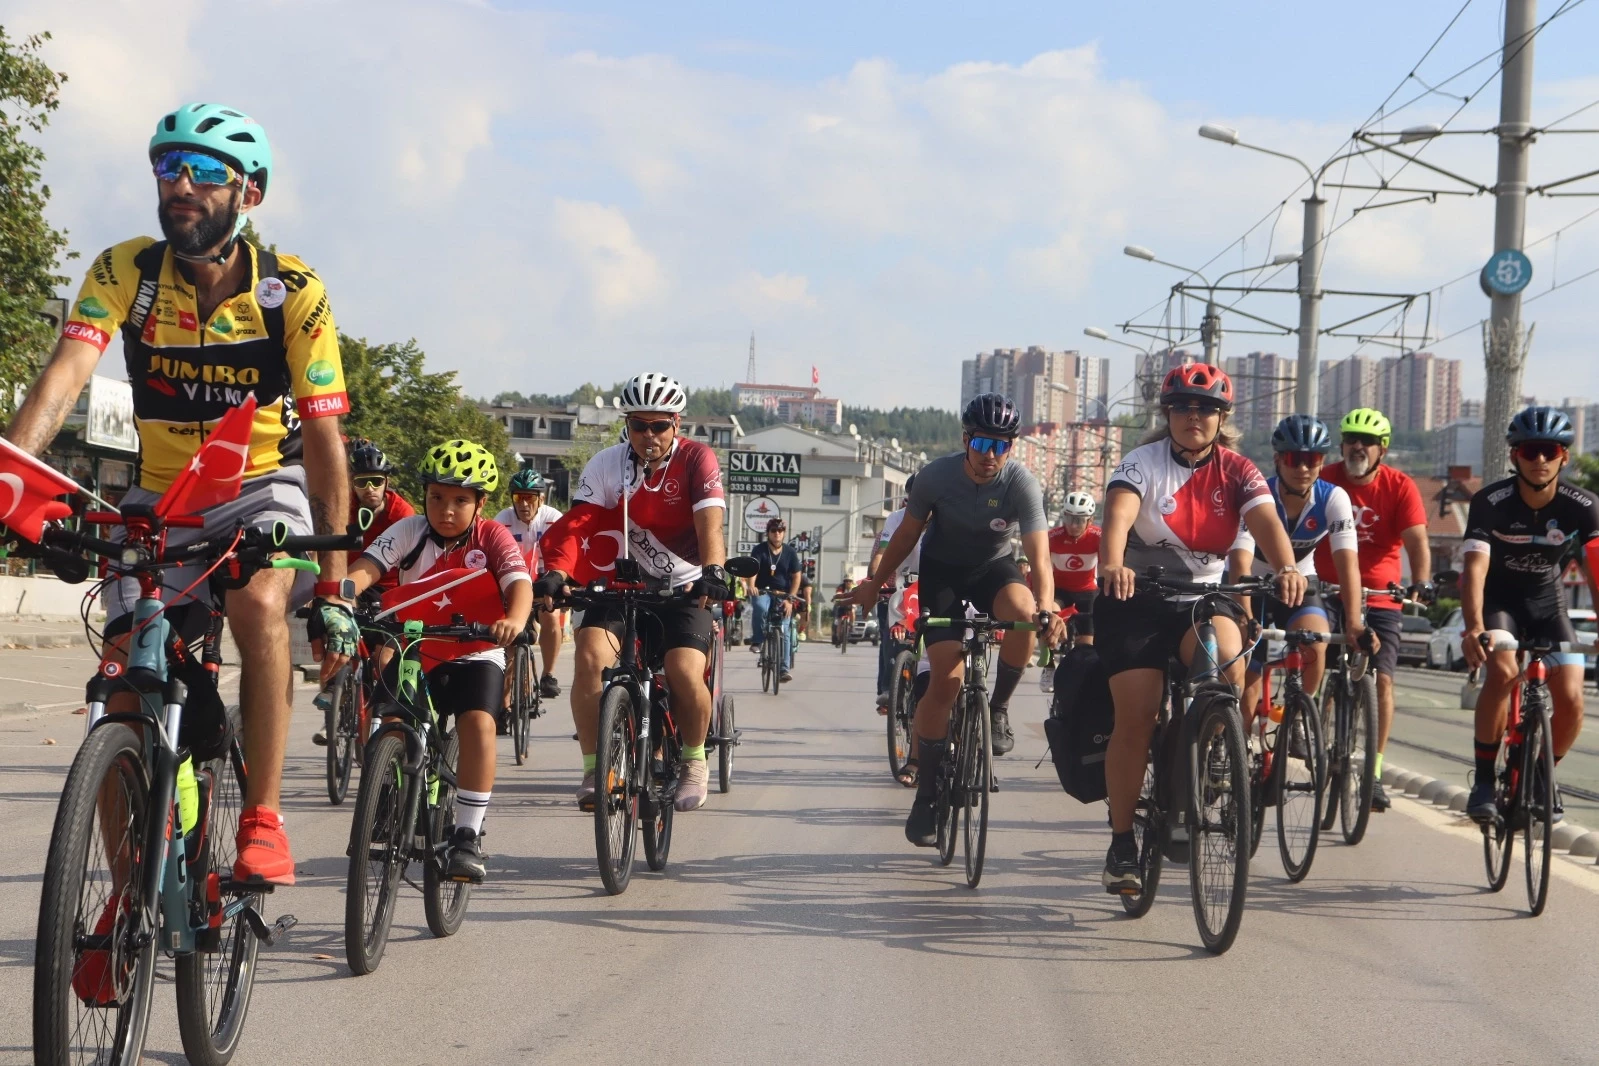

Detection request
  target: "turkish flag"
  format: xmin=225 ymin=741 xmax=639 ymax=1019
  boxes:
xmin=0 ymin=437 xmax=78 ymax=542
xmin=155 ymin=396 xmax=258 ymax=518
xmin=539 ymin=502 xmax=626 ymax=585
xmin=377 ymin=566 xmax=502 ymax=668
xmin=811 ymin=366 xmax=819 ymax=386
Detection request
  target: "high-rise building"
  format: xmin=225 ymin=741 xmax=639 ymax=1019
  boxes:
xmin=1076 ymin=354 xmax=1110 ymax=421
xmin=1377 ymin=351 xmax=1460 ymax=431
xmin=1460 ymin=398 xmax=1483 ymax=420
xmin=1223 ymin=351 xmax=1298 ymax=434
xmin=961 ymin=346 xmax=1081 ymax=427
xmin=1555 ymin=397 xmax=1596 ymax=455
xmin=1317 ymin=355 xmax=1380 ymax=419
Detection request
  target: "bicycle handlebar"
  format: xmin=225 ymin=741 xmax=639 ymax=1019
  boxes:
xmin=1134 ymin=568 xmax=1277 ymax=598
xmin=923 ymin=617 xmax=1037 ymax=632
xmin=1477 ymin=633 xmax=1598 ymax=656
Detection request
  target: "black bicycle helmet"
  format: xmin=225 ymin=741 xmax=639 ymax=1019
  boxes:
xmin=1271 ymin=414 xmax=1334 ymax=454
xmin=1506 ymin=405 xmax=1575 ymax=447
xmin=961 ymin=393 xmax=1021 ymax=438
xmin=349 ymin=440 xmax=394 ymax=476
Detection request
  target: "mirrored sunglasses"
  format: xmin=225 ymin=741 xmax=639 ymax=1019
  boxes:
xmin=153 ymin=149 xmax=240 ymax=188
xmin=352 ymin=475 xmax=387 ymax=489
xmin=1168 ymin=402 xmax=1223 ymax=417
xmin=1280 ymin=450 xmax=1324 ymax=469
xmin=1515 ymin=441 xmax=1565 ymax=463
xmin=1342 ymin=433 xmax=1381 ymax=448
xmin=968 ymin=436 xmax=1013 ymax=456
xmin=627 ymin=417 xmax=674 ymax=434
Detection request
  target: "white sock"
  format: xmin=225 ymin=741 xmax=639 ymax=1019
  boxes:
xmin=455 ymin=789 xmax=490 ymax=834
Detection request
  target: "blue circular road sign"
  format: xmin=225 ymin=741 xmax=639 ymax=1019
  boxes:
xmin=1480 ymin=248 xmax=1533 ymax=297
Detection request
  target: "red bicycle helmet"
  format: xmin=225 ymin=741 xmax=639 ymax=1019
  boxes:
xmin=1160 ymin=363 xmax=1234 ymax=408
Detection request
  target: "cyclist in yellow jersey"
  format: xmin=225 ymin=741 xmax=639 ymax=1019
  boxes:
xmin=4 ymin=103 xmax=356 ymax=886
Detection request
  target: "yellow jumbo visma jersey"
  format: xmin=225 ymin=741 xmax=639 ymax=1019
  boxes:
xmin=62 ymin=237 xmax=349 ymax=492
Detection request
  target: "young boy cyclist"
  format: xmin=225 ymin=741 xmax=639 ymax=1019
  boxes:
xmin=345 ymin=440 xmax=532 ymax=883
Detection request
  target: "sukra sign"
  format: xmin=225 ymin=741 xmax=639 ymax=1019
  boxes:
xmin=729 ymin=451 xmax=801 ymax=475
xmin=727 ymin=450 xmax=802 ymax=497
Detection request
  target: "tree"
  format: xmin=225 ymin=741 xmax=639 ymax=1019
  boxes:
xmin=337 ymin=335 xmax=512 ymax=509
xmin=0 ymin=28 xmax=71 ymax=417
xmin=238 ymin=217 xmax=276 ymax=253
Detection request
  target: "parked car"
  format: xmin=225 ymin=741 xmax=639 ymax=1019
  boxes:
xmin=1396 ymin=612 xmax=1434 ymax=667
xmin=1572 ymin=608 xmax=1596 ymax=678
xmin=1427 ymin=608 xmax=1466 ymax=671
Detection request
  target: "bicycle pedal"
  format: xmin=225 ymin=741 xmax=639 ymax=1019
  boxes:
xmin=240 ymin=907 xmax=296 ymax=946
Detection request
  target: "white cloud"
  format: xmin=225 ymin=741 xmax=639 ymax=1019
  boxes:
xmin=552 ymin=199 xmax=663 ymax=312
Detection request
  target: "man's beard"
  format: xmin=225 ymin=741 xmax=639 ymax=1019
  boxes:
xmin=1345 ymin=452 xmax=1373 ymax=478
xmin=159 ymin=198 xmax=238 ymax=257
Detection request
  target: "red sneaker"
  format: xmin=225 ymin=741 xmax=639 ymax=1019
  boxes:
xmin=72 ymin=892 xmax=132 ymax=1006
xmin=233 ymin=806 xmax=296 ymax=886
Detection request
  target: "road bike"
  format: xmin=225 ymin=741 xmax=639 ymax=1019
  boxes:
xmin=1475 ymin=633 xmax=1594 ymax=916
xmin=1317 ymin=586 xmax=1404 ymax=845
xmin=1116 ymin=569 xmax=1273 ymax=955
xmin=922 ymin=608 xmax=1035 ymax=889
xmin=885 ymin=625 xmax=920 ymax=783
xmin=1250 ymin=626 xmax=1327 ymax=882
xmin=27 ymin=508 xmax=360 ymax=1066
xmin=506 ymin=625 xmax=542 ymax=767
xmin=343 ymin=616 xmax=496 ymax=974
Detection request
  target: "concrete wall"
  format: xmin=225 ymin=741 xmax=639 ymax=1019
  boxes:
xmin=0 ymin=574 xmax=104 ymax=619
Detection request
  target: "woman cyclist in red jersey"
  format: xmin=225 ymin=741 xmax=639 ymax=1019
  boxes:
xmin=1096 ymin=363 xmax=1305 ymax=894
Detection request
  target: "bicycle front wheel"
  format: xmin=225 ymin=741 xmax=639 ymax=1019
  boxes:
xmin=886 ymin=650 xmax=916 ymax=779
xmin=1317 ymin=678 xmax=1344 ymax=833
xmin=1122 ymin=748 xmax=1164 ymax=918
xmin=960 ymin=688 xmax=992 ymax=888
xmin=718 ymin=695 xmax=736 ymax=793
xmin=1482 ymin=733 xmax=1514 ymax=892
xmin=760 ymin=635 xmax=774 ymax=694
xmin=594 ymin=685 xmax=639 ymax=895
xmin=345 ymin=733 xmax=411 ymax=975
xmin=1340 ymin=671 xmax=1377 ymax=845
xmin=1522 ymin=702 xmax=1555 ymax=916
xmin=771 ymin=630 xmax=784 ymax=695
xmin=1188 ymin=696 xmax=1251 ymax=955
xmin=325 ymin=666 xmax=359 ymax=805
xmin=34 ymin=723 xmax=158 ymax=1066
xmin=423 ymin=730 xmax=471 ymax=936
xmin=1275 ymin=691 xmax=1324 ymax=883
xmin=512 ymin=645 xmax=533 ymax=767
xmin=176 ymin=709 xmax=261 ymax=1066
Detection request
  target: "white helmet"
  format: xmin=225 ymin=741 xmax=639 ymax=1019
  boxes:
xmin=618 ymin=372 xmax=687 ymax=413
xmin=1062 ymin=491 xmax=1095 ymax=517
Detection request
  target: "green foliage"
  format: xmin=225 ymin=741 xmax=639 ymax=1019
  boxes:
xmin=0 ymin=28 xmax=72 ymax=418
xmin=1428 ymin=596 xmax=1460 ymax=628
xmin=338 ymin=335 xmax=511 ymax=510
xmin=1571 ymin=453 xmax=1599 ymax=496
xmin=237 ymin=217 xmax=276 ymax=254
xmin=841 ymin=405 xmax=961 ymax=454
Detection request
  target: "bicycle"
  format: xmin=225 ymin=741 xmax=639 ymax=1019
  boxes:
xmin=27 ymin=508 xmax=360 ymax=1066
xmin=758 ymin=590 xmax=794 ymax=695
xmin=1475 ymin=633 xmax=1594 ymax=916
xmin=1317 ymin=586 xmax=1400 ymax=846
xmin=885 ymin=623 xmax=920 ymax=783
xmin=317 ymin=614 xmax=376 ymax=806
xmin=1250 ymin=626 xmax=1328 ymax=882
xmin=832 ymin=599 xmax=852 ymax=654
xmin=1116 ymin=568 xmax=1273 ymax=955
xmin=922 ymin=608 xmax=1036 ymax=889
xmin=507 ymin=623 xmax=543 ymax=767
xmin=706 ymin=599 xmax=739 ymax=793
xmin=343 ymin=616 xmax=495 ymax=975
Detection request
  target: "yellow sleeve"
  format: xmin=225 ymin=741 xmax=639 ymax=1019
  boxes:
xmin=61 ymin=239 xmax=149 ymax=353
xmin=276 ymin=255 xmax=348 ymax=419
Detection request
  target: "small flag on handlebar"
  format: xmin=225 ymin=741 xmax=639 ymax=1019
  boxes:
xmin=155 ymin=396 xmax=258 ymax=518
xmin=0 ymin=437 xmax=79 ymax=541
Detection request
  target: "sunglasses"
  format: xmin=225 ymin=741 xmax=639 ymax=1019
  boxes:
xmin=627 ymin=418 xmax=675 ymax=434
xmin=1279 ymin=451 xmax=1325 ymax=469
xmin=1168 ymin=403 xmax=1223 ymax=417
xmin=1515 ymin=441 xmax=1566 ymax=463
xmin=1342 ymin=433 xmax=1381 ymax=448
xmin=153 ymin=149 xmax=241 ymax=188
xmin=968 ymin=436 xmax=1013 ymax=456
xmin=352 ymin=475 xmax=387 ymax=489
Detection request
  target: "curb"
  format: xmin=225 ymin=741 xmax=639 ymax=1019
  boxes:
xmin=0 ymin=630 xmax=91 ymax=650
xmin=1385 ymin=763 xmax=1599 ymax=866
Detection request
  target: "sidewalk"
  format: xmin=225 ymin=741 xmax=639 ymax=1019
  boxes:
xmin=0 ymin=615 xmax=93 ymax=650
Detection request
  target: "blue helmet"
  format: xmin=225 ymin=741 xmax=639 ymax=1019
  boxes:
xmin=1506 ymin=405 xmax=1574 ymax=447
xmin=1271 ymin=414 xmax=1334 ymax=454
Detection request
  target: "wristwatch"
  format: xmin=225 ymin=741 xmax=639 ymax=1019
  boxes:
xmin=314 ymin=578 xmax=358 ymax=601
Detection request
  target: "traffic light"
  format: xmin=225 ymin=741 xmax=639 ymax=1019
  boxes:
xmin=804 ymin=559 xmax=816 ymax=581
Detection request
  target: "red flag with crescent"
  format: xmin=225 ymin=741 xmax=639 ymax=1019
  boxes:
xmin=377 ymin=566 xmax=502 ymax=668
xmin=0 ymin=437 xmax=78 ymax=542
xmin=539 ymin=502 xmax=627 ymax=585
xmin=155 ymin=396 xmax=258 ymax=518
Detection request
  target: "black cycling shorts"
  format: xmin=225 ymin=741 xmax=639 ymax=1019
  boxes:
xmin=1053 ymin=588 xmax=1097 ymax=636
xmin=1094 ymin=591 xmax=1247 ymax=677
xmin=917 ymin=555 xmax=1028 ymax=646
xmin=579 ymin=600 xmax=715 ymax=658
xmin=1482 ymin=599 xmax=1581 ymax=663
xmin=378 ymin=656 xmax=504 ymax=722
xmin=1248 ymin=587 xmax=1326 ymax=672
xmin=1327 ymin=603 xmax=1404 ymax=678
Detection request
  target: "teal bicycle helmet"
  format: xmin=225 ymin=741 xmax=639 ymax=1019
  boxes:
xmin=150 ymin=103 xmax=273 ymax=197
xmin=510 ymin=468 xmax=548 ymax=494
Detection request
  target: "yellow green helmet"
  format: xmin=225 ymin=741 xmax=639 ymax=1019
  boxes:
xmin=419 ymin=439 xmax=499 ymax=493
xmin=1339 ymin=408 xmax=1391 ymax=446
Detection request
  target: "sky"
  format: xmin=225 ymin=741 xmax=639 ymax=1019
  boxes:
xmin=13 ymin=0 xmax=1599 ymax=415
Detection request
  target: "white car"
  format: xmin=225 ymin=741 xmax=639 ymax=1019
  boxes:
xmin=1428 ymin=606 xmax=1596 ymax=676
xmin=1572 ymin=608 xmax=1597 ymax=677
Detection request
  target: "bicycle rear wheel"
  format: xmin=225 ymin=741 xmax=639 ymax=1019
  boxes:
xmin=34 ymin=723 xmax=158 ymax=1066
xmin=1122 ymin=752 xmax=1164 ymax=918
xmin=642 ymin=792 xmax=675 ymax=871
xmin=1521 ymin=701 xmax=1554 ymax=916
xmin=961 ymin=688 xmax=992 ymax=889
xmin=176 ymin=709 xmax=261 ymax=1066
xmin=326 ymin=665 xmax=360 ymax=804
xmin=718 ymin=695 xmax=736 ymax=793
xmin=1247 ymin=741 xmax=1266 ymax=860
xmin=935 ymin=747 xmax=957 ymax=867
xmin=1340 ymin=671 xmax=1377 ymax=845
xmin=345 ymin=733 xmax=411 ymax=975
xmin=1482 ymin=734 xmax=1514 ymax=892
xmin=1188 ymin=696 xmax=1251 ymax=955
xmin=1275 ymin=691 xmax=1324 ymax=883
xmin=886 ymin=650 xmax=916 ymax=779
xmin=424 ymin=730 xmax=471 ymax=936
xmin=594 ymin=685 xmax=639 ymax=895
xmin=512 ymin=645 xmax=532 ymax=767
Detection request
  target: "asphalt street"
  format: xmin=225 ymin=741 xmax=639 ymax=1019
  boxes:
xmin=1 ymin=637 xmax=1597 ymax=1065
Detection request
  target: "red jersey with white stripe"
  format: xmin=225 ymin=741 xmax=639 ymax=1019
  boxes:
xmin=349 ymin=489 xmax=417 ymax=592
xmin=1048 ymin=524 xmax=1101 ymax=593
xmin=568 ymin=437 xmax=726 ymax=586
xmin=1107 ymin=441 xmax=1272 ymax=584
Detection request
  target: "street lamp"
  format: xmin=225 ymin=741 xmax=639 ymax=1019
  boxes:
xmin=1123 ymin=246 xmax=1220 ymax=365
xmin=1083 ymin=326 xmax=1147 ymax=351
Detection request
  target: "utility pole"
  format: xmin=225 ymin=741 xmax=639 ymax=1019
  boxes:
xmin=1295 ymin=195 xmax=1327 ymax=415
xmin=1200 ymin=299 xmax=1222 ymax=367
xmin=1481 ymin=0 xmax=1538 ymax=480
xmin=746 ymin=333 xmax=758 ymax=383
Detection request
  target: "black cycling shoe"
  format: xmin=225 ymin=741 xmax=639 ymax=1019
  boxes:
xmin=905 ymin=796 xmax=939 ymax=847
xmin=494 ymin=713 xmax=510 ymax=737
xmin=1551 ymin=784 xmax=1564 ymax=824
xmin=539 ymin=674 xmax=561 ymax=699
xmin=990 ymin=709 xmax=1015 ymax=756
xmin=445 ymin=826 xmax=486 ymax=884
xmin=1466 ymin=779 xmax=1497 ymax=824
xmin=1102 ymin=837 xmax=1141 ymax=895
xmin=1370 ymin=780 xmax=1390 ymax=813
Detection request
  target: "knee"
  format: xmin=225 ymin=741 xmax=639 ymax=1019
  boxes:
xmin=1484 ymin=659 xmax=1518 ymax=687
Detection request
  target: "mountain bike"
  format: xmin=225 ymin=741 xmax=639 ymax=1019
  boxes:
xmin=1116 ymin=569 xmax=1273 ymax=955
xmin=1251 ymin=627 xmax=1327 ymax=882
xmin=758 ymin=591 xmax=793 ymax=695
xmin=1475 ymin=633 xmax=1594 ymax=916
xmin=922 ymin=609 xmax=1035 ymax=889
xmin=27 ymin=508 xmax=360 ymax=1066
xmin=1318 ymin=586 xmax=1400 ymax=845
xmin=343 ymin=617 xmax=494 ymax=975
xmin=317 ymin=616 xmax=375 ymax=805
